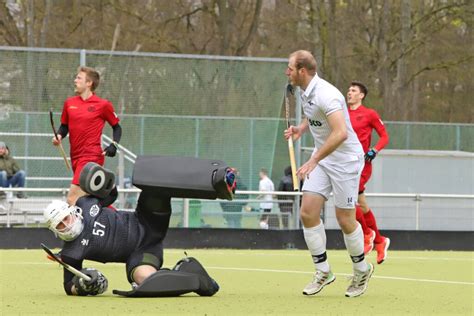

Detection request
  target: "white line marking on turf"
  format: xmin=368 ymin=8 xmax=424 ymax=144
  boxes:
xmin=206 ymin=266 xmax=474 ymax=286
xmin=4 ymin=262 xmax=473 ymax=285
xmin=165 ymin=250 xmax=474 ymax=262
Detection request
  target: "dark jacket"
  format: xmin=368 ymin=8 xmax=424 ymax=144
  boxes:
xmin=0 ymin=153 xmax=21 ymax=177
xmin=278 ymin=166 xmax=294 ymax=195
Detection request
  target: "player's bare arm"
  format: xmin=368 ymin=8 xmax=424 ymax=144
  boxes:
xmin=297 ymin=110 xmax=347 ymax=179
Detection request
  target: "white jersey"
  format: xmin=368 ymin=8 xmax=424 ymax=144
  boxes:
xmin=300 ymin=74 xmax=363 ymax=164
xmin=259 ymin=176 xmax=274 ymax=210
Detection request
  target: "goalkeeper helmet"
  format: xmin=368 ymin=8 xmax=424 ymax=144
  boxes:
xmin=44 ymin=200 xmax=84 ymax=241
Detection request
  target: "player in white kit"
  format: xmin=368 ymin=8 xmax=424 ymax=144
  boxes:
xmin=284 ymin=50 xmax=374 ymax=297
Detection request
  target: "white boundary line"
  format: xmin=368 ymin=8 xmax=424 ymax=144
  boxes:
xmin=206 ymin=266 xmax=474 ymax=286
xmin=163 ymin=250 xmax=474 ymax=262
xmin=5 ymin=262 xmax=473 ymax=286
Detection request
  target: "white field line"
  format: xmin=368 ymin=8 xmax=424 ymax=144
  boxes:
xmin=5 ymin=262 xmax=473 ymax=286
xmin=164 ymin=250 xmax=474 ymax=262
xmin=28 ymin=249 xmax=473 ymax=261
xmin=206 ymin=266 xmax=474 ymax=286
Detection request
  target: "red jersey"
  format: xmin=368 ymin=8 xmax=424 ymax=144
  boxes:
xmin=61 ymin=94 xmax=119 ymax=159
xmin=349 ymin=105 xmax=389 ymax=153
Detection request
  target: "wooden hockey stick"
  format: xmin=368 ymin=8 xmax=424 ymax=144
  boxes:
xmin=285 ymin=83 xmax=299 ymax=191
xmin=49 ymin=110 xmax=71 ymax=171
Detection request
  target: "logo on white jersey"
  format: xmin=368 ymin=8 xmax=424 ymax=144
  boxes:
xmin=89 ymin=204 xmax=100 ymax=217
xmin=309 ymin=118 xmax=322 ymax=127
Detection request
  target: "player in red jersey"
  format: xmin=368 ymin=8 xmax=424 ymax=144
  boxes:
xmin=52 ymin=66 xmax=122 ymax=206
xmin=347 ymin=81 xmax=390 ymax=264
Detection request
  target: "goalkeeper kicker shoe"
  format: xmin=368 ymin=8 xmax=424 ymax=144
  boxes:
xmin=173 ymin=256 xmax=219 ymax=296
xmin=345 ymin=263 xmax=374 ymax=298
xmin=302 ymin=270 xmax=336 ymax=295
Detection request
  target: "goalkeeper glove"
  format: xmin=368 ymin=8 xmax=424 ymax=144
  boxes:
xmin=73 ymin=268 xmax=108 ymax=296
xmin=364 ymin=149 xmax=377 ymax=162
xmin=103 ymin=142 xmax=118 ymax=157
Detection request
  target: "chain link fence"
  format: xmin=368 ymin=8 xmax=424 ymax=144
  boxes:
xmin=0 ymin=47 xmax=473 ymax=231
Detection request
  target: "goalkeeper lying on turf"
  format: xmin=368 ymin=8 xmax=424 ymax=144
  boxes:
xmin=43 ymin=156 xmax=236 ymax=297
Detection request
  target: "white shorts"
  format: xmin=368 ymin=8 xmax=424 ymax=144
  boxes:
xmin=302 ymin=157 xmax=364 ymax=209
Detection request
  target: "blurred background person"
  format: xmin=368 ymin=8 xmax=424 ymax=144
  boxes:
xmin=0 ymin=142 xmax=27 ymax=199
xmin=258 ymin=168 xmax=275 ymax=229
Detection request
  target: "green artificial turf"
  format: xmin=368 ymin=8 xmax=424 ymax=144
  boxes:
xmin=1 ymin=249 xmax=472 ymax=315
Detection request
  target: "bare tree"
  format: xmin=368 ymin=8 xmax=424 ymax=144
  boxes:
xmin=0 ymin=0 xmax=24 ymax=45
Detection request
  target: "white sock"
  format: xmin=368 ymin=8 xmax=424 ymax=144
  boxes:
xmin=343 ymin=223 xmax=368 ymax=272
xmin=303 ymin=222 xmax=330 ymax=272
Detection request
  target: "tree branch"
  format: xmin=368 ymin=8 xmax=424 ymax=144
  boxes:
xmin=236 ymin=0 xmax=263 ymax=56
xmin=163 ymin=6 xmax=207 ymax=28
xmin=406 ymin=55 xmax=474 ymax=85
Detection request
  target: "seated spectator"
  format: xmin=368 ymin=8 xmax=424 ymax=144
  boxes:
xmin=0 ymin=142 xmax=27 ymax=199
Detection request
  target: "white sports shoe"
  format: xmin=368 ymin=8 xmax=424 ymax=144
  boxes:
xmin=345 ymin=263 xmax=374 ymax=297
xmin=302 ymin=270 xmax=336 ymax=295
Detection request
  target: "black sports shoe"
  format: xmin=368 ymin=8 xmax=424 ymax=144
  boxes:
xmin=173 ymin=256 xmax=219 ymax=296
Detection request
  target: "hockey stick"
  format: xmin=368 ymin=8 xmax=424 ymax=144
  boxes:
xmin=285 ymin=83 xmax=299 ymax=191
xmin=41 ymin=243 xmax=91 ymax=281
xmin=49 ymin=110 xmax=71 ymax=171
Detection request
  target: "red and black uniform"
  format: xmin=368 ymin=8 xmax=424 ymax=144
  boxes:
xmin=349 ymin=105 xmax=389 ymax=193
xmin=61 ymin=94 xmax=119 ymax=185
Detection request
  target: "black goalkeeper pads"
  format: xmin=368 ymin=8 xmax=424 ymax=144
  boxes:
xmin=132 ymin=155 xmax=235 ymax=200
xmin=112 ymin=256 xmax=219 ymax=297
xmin=79 ymin=162 xmax=115 ymax=198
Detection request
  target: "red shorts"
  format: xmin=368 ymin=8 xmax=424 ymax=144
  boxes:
xmin=359 ymin=162 xmax=372 ymax=193
xmin=71 ymin=156 xmax=105 ymax=185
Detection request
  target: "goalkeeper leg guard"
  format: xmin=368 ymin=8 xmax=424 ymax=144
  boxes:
xmin=113 ymin=270 xmax=200 ymax=297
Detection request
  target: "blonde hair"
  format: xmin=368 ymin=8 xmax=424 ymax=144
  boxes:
xmin=77 ymin=66 xmax=100 ymax=91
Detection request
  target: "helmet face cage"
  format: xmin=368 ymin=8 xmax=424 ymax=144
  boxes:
xmin=44 ymin=201 xmax=84 ymax=241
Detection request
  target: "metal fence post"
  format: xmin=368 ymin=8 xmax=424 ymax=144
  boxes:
xmin=293 ymin=194 xmax=300 ymax=229
xmin=406 ymin=124 xmax=411 ymax=149
xmin=195 ymin=118 xmax=200 ymax=157
xmin=456 ymin=125 xmax=461 ymax=151
xmin=80 ymin=49 xmax=86 ymax=66
xmin=140 ymin=116 xmax=145 ymax=155
xmin=183 ymin=198 xmax=189 ymax=228
xmin=415 ymin=194 xmax=421 ymax=230
xmin=24 ymin=113 xmax=30 ymax=179
xmin=249 ymin=119 xmax=254 ymax=189
xmin=118 ymin=150 xmax=125 ymax=208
